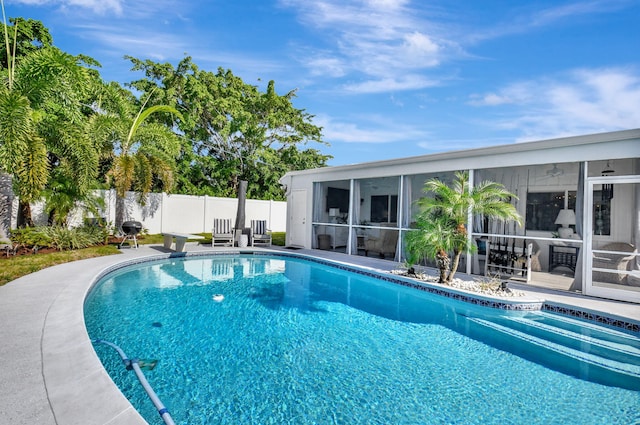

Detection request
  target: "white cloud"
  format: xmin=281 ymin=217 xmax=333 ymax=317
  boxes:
xmin=364 ymin=0 xmax=409 ymax=10
xmin=307 ymin=56 xmax=347 ymax=78
xmin=403 ymin=31 xmax=439 ymax=59
xmin=314 ymin=113 xmax=430 ymax=144
xmin=468 ymin=93 xmax=512 ymax=106
xmin=12 ymin=0 xmax=124 ymax=14
xmin=283 ymin=0 xmax=631 ymax=94
xmin=528 ymin=0 xmax=629 ymax=28
xmin=344 ymin=74 xmax=439 ymax=93
xmin=281 ymin=0 xmax=457 ymax=93
xmin=468 ymin=0 xmax=632 ymax=43
xmin=11 ymin=0 xmax=186 ymax=17
xmin=73 ymin=23 xmax=185 ymax=61
xmin=470 ymin=67 xmax=640 ymax=139
xmin=468 ymin=83 xmax=535 ymax=106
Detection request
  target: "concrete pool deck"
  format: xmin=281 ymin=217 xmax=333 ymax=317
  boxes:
xmin=1 ymin=244 xmax=639 ymax=425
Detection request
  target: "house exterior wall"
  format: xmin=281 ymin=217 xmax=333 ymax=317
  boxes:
xmin=283 ymin=154 xmax=638 ymax=244
xmin=280 ymin=129 xmax=640 ymax=249
xmin=279 ymin=129 xmax=640 ymax=303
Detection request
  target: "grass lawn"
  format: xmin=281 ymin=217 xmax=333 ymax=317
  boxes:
xmin=0 ymin=245 xmax=121 ymax=286
xmin=1 ymin=232 xmax=286 ymax=286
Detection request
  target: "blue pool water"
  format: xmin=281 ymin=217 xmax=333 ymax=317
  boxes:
xmin=84 ymin=255 xmax=640 ymax=425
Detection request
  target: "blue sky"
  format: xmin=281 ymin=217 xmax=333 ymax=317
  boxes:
xmin=5 ymin=0 xmax=640 ymax=165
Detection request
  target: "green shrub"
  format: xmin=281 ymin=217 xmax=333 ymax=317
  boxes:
xmin=10 ymin=227 xmax=52 ymax=249
xmin=79 ymin=224 xmax=111 ymax=245
xmin=271 ymin=232 xmax=285 ymax=246
xmin=10 ymin=225 xmax=109 ymax=251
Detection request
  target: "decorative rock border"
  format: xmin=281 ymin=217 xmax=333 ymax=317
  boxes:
xmin=543 ymin=303 xmax=640 ymax=333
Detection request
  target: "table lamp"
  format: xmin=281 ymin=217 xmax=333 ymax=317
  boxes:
xmin=555 ymin=209 xmax=576 ymax=238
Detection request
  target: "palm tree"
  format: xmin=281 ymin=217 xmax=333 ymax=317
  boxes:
xmin=91 ymin=89 xmax=183 ymax=229
xmin=406 ymin=171 xmax=522 ymax=283
xmin=43 ymin=169 xmax=104 ymax=226
xmin=0 ymin=8 xmax=97 ymax=224
xmin=405 ymin=214 xmax=462 ymax=282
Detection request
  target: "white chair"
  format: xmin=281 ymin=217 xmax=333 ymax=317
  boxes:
xmin=212 ymin=218 xmax=234 ymax=246
xmin=250 ymin=220 xmax=272 ymax=247
xmin=592 ymin=242 xmax=636 ymax=284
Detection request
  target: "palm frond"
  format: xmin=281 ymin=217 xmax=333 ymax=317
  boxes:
xmin=13 ymin=134 xmax=48 ymax=201
xmin=125 ymin=104 xmax=183 ymax=149
xmin=133 ymin=152 xmax=152 ymax=201
xmin=111 ymin=155 xmax=135 ymax=197
xmin=0 ymin=89 xmax=32 ymax=172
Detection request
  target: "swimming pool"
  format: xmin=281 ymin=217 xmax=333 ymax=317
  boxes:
xmin=84 ymin=254 xmax=640 ymax=424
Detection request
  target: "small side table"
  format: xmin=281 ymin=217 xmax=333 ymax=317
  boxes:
xmin=317 ymin=234 xmax=331 ymax=250
xmin=549 ymin=245 xmax=579 ymax=273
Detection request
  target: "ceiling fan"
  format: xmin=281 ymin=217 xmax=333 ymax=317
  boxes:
xmin=546 ymin=164 xmax=564 ymax=177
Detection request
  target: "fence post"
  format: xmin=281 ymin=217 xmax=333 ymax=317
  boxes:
xmin=160 ymin=192 xmax=166 ymax=234
xmin=203 ymin=195 xmax=208 ymax=233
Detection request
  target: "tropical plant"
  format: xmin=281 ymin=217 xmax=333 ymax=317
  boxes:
xmin=0 ymin=7 xmax=99 ymax=224
xmin=406 ymin=171 xmax=522 ymax=283
xmin=90 ymin=88 xmax=183 ymax=229
xmin=10 ymin=224 xmax=109 ymax=250
xmin=0 ymin=16 xmax=52 ymax=68
xmin=42 ymin=169 xmax=104 ymax=226
xmin=405 ymin=215 xmax=464 ymax=283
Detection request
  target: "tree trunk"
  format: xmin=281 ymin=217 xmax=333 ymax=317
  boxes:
xmin=17 ymin=200 xmax=33 ymax=227
xmin=234 ymin=180 xmax=248 ymax=244
xmin=446 ymin=250 xmax=462 ymax=282
xmin=446 ymin=225 xmax=467 ymax=282
xmin=115 ymin=195 xmax=126 ymax=232
xmin=0 ymin=172 xmax=14 ymax=239
xmin=436 ymin=249 xmax=450 ymax=283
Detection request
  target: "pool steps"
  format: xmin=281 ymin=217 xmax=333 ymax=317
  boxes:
xmin=533 ymin=311 xmax=640 ymax=344
xmin=505 ymin=314 xmax=640 ymax=363
xmin=466 ymin=312 xmax=640 ymax=386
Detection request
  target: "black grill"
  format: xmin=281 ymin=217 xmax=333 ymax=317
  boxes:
xmin=120 ymin=221 xmax=142 ymax=248
xmin=121 ymin=221 xmax=143 ymax=235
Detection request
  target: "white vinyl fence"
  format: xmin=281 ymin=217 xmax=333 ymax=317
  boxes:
xmin=6 ymin=190 xmax=287 ymax=235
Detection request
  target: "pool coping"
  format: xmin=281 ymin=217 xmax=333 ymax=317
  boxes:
xmin=1 ymin=246 xmax=639 ymax=425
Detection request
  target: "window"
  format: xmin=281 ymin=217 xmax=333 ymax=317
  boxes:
xmin=526 ymin=191 xmax=576 ymax=231
xmin=326 ymin=187 xmax=349 ymax=213
xmin=371 ymin=195 xmax=398 ymax=223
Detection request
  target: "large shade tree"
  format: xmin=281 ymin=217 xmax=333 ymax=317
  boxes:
xmin=125 ymin=56 xmax=330 ymax=200
xmin=405 ymin=171 xmax=522 ymax=283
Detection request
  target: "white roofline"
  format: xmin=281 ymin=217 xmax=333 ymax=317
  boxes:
xmin=284 ymin=128 xmax=640 ymax=178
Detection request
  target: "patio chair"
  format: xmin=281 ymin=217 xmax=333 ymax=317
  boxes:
xmin=592 ymin=242 xmax=636 ymax=284
xmin=364 ymin=229 xmax=398 ymax=258
xmin=212 ymin=218 xmax=234 ymax=246
xmin=250 ymin=220 xmax=272 ymax=247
